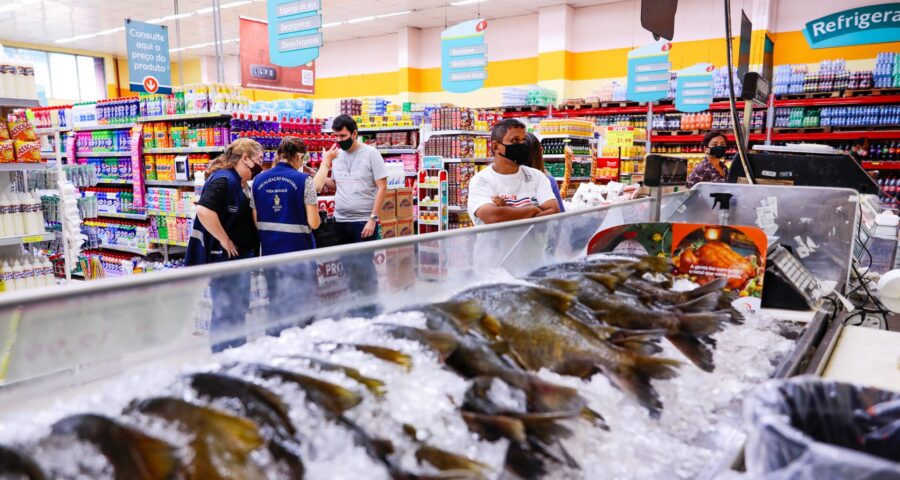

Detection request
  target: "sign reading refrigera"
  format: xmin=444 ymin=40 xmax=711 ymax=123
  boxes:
xmin=804 ymin=3 xmax=900 ymax=49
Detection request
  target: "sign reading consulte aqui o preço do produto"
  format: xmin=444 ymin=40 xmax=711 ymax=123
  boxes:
xmin=125 ymin=19 xmax=172 ymax=95
xmin=804 ymin=2 xmax=900 ymax=49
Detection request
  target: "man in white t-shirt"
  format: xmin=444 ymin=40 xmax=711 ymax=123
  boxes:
xmin=467 ymin=118 xmax=560 ymax=225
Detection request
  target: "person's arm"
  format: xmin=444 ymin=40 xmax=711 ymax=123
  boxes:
xmin=314 ymin=145 xmax=338 ymax=193
xmin=196 ymin=206 xmax=239 ymax=257
xmin=532 ymin=171 xmax=561 ymax=217
xmin=474 ymin=204 xmax=542 ymax=224
xmin=303 ymin=177 xmax=321 ymax=230
xmin=535 ymin=199 xmax=561 ymax=217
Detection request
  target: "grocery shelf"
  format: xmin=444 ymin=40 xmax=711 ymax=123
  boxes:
xmin=0 ymin=232 xmax=55 ymax=246
xmin=139 ymin=112 xmax=231 ymax=122
xmin=96 ymin=179 xmax=132 ymax=185
xmin=418 ymin=219 xmax=442 ymax=226
xmin=652 ymin=133 xmax=768 ymax=143
xmin=561 ymin=176 xmax=592 ymax=181
xmin=151 ymin=238 xmax=188 ymax=247
xmin=404 ymin=172 xmax=418 ymax=177
xmin=0 ymin=98 xmax=40 ymax=108
xmin=146 ymin=180 xmax=196 ymax=187
xmin=99 ymin=243 xmax=160 ymax=255
xmin=447 ymin=205 xmax=467 ymax=213
xmin=441 ymin=158 xmax=492 ymax=163
xmin=540 ymin=134 xmax=594 ymax=140
xmin=419 ymin=202 xmax=441 ymax=208
xmin=72 ymin=124 xmax=136 ymax=131
xmin=144 ymin=146 xmax=226 ymax=154
xmin=75 ymin=151 xmax=132 ymax=158
xmin=545 ymin=160 xmax=593 ymax=165
xmin=862 ymin=161 xmax=900 ymax=170
xmin=419 ymin=183 xmax=441 ymax=189
xmin=358 ymin=126 xmax=419 ymax=132
xmin=0 ymin=163 xmax=50 ymax=171
xmin=40 ymin=151 xmax=60 ymax=159
xmin=147 ymin=210 xmax=192 ymax=219
xmin=97 ymin=212 xmax=148 ymax=221
xmin=775 ymin=93 xmax=900 ymax=108
xmin=771 ymin=130 xmax=900 ymax=142
xmin=35 ymin=126 xmax=72 ymax=135
xmin=429 ymin=130 xmax=490 ymax=136
xmin=543 ymin=154 xmax=593 ymax=160
xmin=378 ymin=148 xmax=417 ymax=154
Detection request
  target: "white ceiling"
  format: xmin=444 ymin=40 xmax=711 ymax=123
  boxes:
xmin=0 ymin=0 xmax=622 ymax=59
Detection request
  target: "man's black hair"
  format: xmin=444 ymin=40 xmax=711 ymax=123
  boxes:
xmin=491 ymin=118 xmax=526 ymax=144
xmin=701 ymin=130 xmax=727 ymax=147
xmin=332 ymin=114 xmax=358 ymax=134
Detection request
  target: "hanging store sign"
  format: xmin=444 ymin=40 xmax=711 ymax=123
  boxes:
xmin=442 ymin=19 xmax=488 ymax=94
xmin=267 ymin=0 xmax=322 ymax=67
xmin=240 ymin=17 xmax=316 ymax=94
xmin=804 ymin=3 xmax=900 ymax=49
xmin=675 ymin=63 xmax=715 ymax=113
xmin=125 ymin=19 xmax=172 ymax=95
xmin=626 ymin=41 xmax=671 ymax=103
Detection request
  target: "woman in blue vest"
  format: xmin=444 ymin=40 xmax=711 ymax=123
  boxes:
xmin=252 ymin=136 xmax=321 ymax=334
xmin=186 ymin=138 xmax=263 ymax=352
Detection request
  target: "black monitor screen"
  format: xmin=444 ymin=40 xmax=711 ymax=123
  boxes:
xmin=727 ymin=152 xmax=880 ymax=195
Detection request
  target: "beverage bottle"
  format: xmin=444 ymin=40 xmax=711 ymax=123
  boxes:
xmin=11 ymin=259 xmax=24 ymax=291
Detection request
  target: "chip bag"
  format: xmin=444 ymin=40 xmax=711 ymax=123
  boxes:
xmin=0 ymin=121 xmax=9 ymax=141
xmin=0 ymin=140 xmax=13 ymax=163
xmin=14 ymin=140 xmax=41 ymax=163
xmin=8 ymin=117 xmax=37 ymax=142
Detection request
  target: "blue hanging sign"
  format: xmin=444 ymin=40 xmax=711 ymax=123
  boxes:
xmin=626 ymin=41 xmax=671 ymax=103
xmin=804 ymin=3 xmax=900 ymax=49
xmin=675 ymin=63 xmax=715 ymax=113
xmin=267 ymin=0 xmax=322 ymax=67
xmin=125 ymin=19 xmax=172 ymax=94
xmin=442 ymin=19 xmax=488 ymax=94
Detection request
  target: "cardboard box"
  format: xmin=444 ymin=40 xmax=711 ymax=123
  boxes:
xmin=381 ymin=189 xmax=397 ymax=220
xmin=380 ymin=219 xmax=398 ymax=239
xmin=396 ymin=187 xmax=414 ymax=219
xmin=397 ymin=218 xmax=414 ymax=237
xmin=317 ymin=195 xmax=336 ymax=218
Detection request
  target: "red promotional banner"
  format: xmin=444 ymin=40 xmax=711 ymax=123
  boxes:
xmin=239 ymin=17 xmax=316 ymax=94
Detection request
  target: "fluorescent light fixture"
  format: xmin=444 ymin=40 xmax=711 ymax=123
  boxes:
xmin=347 ymin=15 xmax=376 ymax=24
xmin=159 ymin=12 xmax=195 ymax=22
xmin=0 ymin=0 xmax=40 ymax=15
xmin=376 ymin=10 xmax=411 ymax=19
xmin=221 ymin=0 xmax=253 ymax=9
xmin=322 ymin=21 xmax=345 ymax=28
xmin=450 ymin=0 xmax=488 ymax=5
xmin=54 ymin=34 xmax=97 ymax=44
xmin=97 ymin=27 xmax=126 ymax=35
xmin=195 ymin=6 xmax=214 ymax=14
xmin=170 ymin=38 xmax=239 ymax=53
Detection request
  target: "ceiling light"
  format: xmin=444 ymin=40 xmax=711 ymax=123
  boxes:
xmin=195 ymin=6 xmax=214 ymax=14
xmin=347 ymin=16 xmax=376 ymax=24
xmin=322 ymin=21 xmax=345 ymax=28
xmin=376 ymin=10 xmax=412 ymax=19
xmin=0 ymin=0 xmax=40 ymax=15
xmin=450 ymin=0 xmax=488 ymax=5
xmin=170 ymin=38 xmax=240 ymax=53
xmin=97 ymin=27 xmax=126 ymax=36
xmin=159 ymin=12 xmax=195 ymax=22
xmin=221 ymin=0 xmax=253 ymax=9
xmin=54 ymin=34 xmax=97 ymax=44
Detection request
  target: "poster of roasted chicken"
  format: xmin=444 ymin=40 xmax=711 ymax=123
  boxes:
xmin=587 ymin=223 xmax=767 ymax=297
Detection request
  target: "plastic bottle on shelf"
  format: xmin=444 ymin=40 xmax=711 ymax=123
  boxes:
xmin=10 ymin=259 xmax=24 ymax=291
xmin=21 ymin=258 xmax=35 ymax=290
xmin=0 ymin=261 xmax=10 ymax=293
xmin=27 ymin=193 xmax=43 ymax=235
xmin=9 ymin=194 xmax=24 ymax=236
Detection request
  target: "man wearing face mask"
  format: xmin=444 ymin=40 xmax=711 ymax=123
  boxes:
xmin=467 ymin=118 xmax=560 ymax=225
xmin=686 ymin=131 xmax=730 ymax=189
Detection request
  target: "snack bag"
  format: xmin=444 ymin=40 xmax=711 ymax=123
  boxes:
xmin=8 ymin=117 xmax=37 ymax=142
xmin=14 ymin=140 xmax=41 ymax=163
xmin=0 ymin=140 xmax=14 ymax=163
xmin=0 ymin=121 xmax=9 ymax=141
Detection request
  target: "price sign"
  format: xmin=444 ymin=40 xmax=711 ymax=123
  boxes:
xmin=605 ymin=127 xmax=636 ymax=148
xmin=21 ymin=235 xmax=44 ymax=243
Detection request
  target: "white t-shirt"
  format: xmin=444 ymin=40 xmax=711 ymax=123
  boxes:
xmin=467 ymin=165 xmax=557 ymax=226
xmin=332 ymin=143 xmax=388 ymax=222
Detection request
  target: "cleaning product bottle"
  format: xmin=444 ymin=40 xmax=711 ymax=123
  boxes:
xmin=10 ymin=193 xmax=25 ymax=236
xmin=42 ymin=256 xmax=53 ymax=287
xmin=0 ymin=195 xmax=11 ymax=238
xmin=30 ymin=192 xmax=43 ymax=234
xmin=0 ymin=261 xmax=6 ymax=293
xmin=22 ymin=257 xmax=35 ymax=290
xmin=11 ymin=259 xmax=24 ymax=291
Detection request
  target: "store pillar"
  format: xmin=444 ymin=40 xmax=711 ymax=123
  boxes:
xmin=537 ymin=4 xmax=575 ymax=100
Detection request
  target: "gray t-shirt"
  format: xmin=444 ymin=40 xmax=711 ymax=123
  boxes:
xmin=332 ymin=143 xmax=388 ymax=222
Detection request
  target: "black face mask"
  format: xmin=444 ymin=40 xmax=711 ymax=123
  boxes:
xmin=247 ymin=160 xmax=263 ymax=179
xmin=501 ymin=142 xmax=530 ymax=165
xmin=338 ymin=137 xmax=355 ymax=151
xmin=709 ymin=146 xmax=727 ymax=159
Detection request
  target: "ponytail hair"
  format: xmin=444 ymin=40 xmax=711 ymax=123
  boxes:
xmin=207 ymin=138 xmax=263 ymax=177
xmin=277 ymin=136 xmax=308 ymax=163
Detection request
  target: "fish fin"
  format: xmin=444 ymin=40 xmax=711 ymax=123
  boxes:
xmin=532 ymin=277 xmax=581 ymax=296
xmin=434 ymin=300 xmax=485 ymax=332
xmin=0 ymin=445 xmax=47 ymax=480
xmin=683 ymin=278 xmax=727 ymax=302
xmin=667 ymin=333 xmax=716 ymax=372
xmin=675 ymin=292 xmax=719 ymax=313
xmin=636 ymin=255 xmax=673 ymax=274
xmin=248 ymin=365 xmax=363 ymax=415
xmin=372 ymin=438 xmax=396 ymax=458
xmin=309 ymin=376 xmax=365 ymax=413
xmin=354 ymin=345 xmax=413 ymax=370
xmin=505 ymin=443 xmax=547 ymax=480
xmin=526 ymin=377 xmax=586 ymax=416
xmin=120 ymin=424 xmax=183 ymax=479
xmin=579 ymin=407 xmax=610 ymax=431
xmin=605 ymin=331 xmax=664 ymax=356
xmin=201 ymin=404 xmax=266 ymax=454
xmin=607 ymin=354 xmax=680 ymax=417
xmin=268 ymin=439 xmax=306 ymax=478
xmin=583 ymin=273 xmax=620 ymax=292
xmin=674 ymin=311 xmax=727 ymax=335
xmin=358 ymin=375 xmax=387 ymax=397
xmin=462 ymin=412 xmax=527 ymax=444
xmin=532 ymin=287 xmax=577 ymax=314
xmin=479 ymin=315 xmax=503 ymax=340
xmin=419 ymin=330 xmax=459 ymax=362
xmin=726 ymin=307 xmax=745 ymax=325
xmin=519 ymin=417 xmax=573 ymax=442
xmin=415 ymin=446 xmax=489 ymax=476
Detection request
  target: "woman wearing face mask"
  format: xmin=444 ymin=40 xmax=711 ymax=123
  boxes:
xmin=686 ymin=131 xmax=730 ymax=189
xmin=186 ymin=138 xmax=263 ymax=352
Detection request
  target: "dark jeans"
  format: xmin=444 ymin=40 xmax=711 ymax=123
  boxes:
xmin=334 ymin=221 xmax=381 ymax=317
xmin=263 ymin=261 xmax=318 ymax=336
xmin=208 ymin=251 xmax=255 ymax=353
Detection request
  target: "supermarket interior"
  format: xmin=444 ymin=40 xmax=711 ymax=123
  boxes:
xmin=0 ymin=0 xmax=900 ymax=478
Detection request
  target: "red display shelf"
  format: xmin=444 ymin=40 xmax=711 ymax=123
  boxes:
xmin=862 ymin=161 xmax=900 ymax=170
xmin=772 ymin=130 xmax=900 ymax=141
xmin=652 ymin=133 xmax=768 ymax=143
xmin=774 ymin=94 xmax=900 ymax=108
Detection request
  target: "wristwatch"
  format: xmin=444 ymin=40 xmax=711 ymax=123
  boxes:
xmin=370 ymin=214 xmax=380 ymax=223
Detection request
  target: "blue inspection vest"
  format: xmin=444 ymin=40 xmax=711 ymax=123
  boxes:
xmin=186 ymin=168 xmax=252 ymax=266
xmin=252 ymin=162 xmax=316 ymax=256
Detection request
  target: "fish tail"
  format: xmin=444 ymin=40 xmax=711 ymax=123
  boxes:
xmin=434 ymin=300 xmax=485 ymax=331
xmin=416 ymin=446 xmax=489 ymax=476
xmin=504 ymin=442 xmax=547 ymax=480
xmin=462 ymin=412 xmax=527 ymax=444
xmin=268 ymin=439 xmax=306 ymax=478
xmin=418 ymin=330 xmax=459 ymax=362
xmin=526 ymin=377 xmax=586 ymax=416
xmin=358 ymin=375 xmax=387 ymax=397
xmin=356 ymin=345 xmax=413 ymax=370
xmin=675 ymin=292 xmax=719 ymax=312
xmin=583 ymin=273 xmax=620 ymax=292
xmin=315 ymin=378 xmax=366 ymax=413
xmin=685 ymin=278 xmax=727 ymax=299
xmin=637 ymin=255 xmax=673 ymax=274
xmin=604 ymin=355 xmax=680 ymax=417
xmin=605 ymin=330 xmax=664 ymax=356
xmin=579 ymin=406 xmax=610 ymax=431
xmin=119 ymin=425 xmax=183 ymax=479
xmin=674 ymin=311 xmax=727 ymax=335
xmin=530 ymin=277 xmax=581 ymax=296
xmin=666 ymin=333 xmax=716 ymax=372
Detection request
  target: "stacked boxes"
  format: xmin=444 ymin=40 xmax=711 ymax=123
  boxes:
xmin=396 ymin=187 xmax=414 ymax=237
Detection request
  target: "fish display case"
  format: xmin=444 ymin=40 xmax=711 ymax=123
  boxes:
xmin=0 ymin=184 xmax=862 ymax=479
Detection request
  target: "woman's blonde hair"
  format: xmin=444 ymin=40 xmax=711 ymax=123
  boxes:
xmin=207 ymin=138 xmax=263 ymax=176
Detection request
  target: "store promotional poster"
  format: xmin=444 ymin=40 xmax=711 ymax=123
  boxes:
xmin=240 ymin=17 xmax=316 ymax=95
xmin=804 ymin=3 xmax=900 ymax=49
xmin=125 ymin=19 xmax=172 ymax=95
xmin=588 ymin=223 xmax=768 ymax=298
xmin=442 ymin=19 xmax=489 ymax=94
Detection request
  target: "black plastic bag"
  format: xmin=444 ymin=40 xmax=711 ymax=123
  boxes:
xmin=745 ymin=375 xmax=900 ymax=479
xmin=314 ymin=213 xmax=340 ymax=249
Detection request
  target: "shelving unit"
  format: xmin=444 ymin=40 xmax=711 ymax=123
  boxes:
xmin=150 ymin=238 xmax=188 ymax=247
xmin=145 ymin=180 xmax=196 ymax=188
xmin=96 ymin=212 xmax=148 ymax=221
xmin=540 ymin=134 xmax=594 ymax=140
xmin=441 ymin=157 xmax=492 ymax=163
xmin=358 ymin=126 xmax=419 ymax=133
xmin=96 ymin=179 xmax=133 ymax=185
xmin=144 ymin=146 xmax=226 ymax=154
xmin=140 ymin=112 xmax=231 ymax=122
xmin=99 ymin=243 xmax=161 ymax=255
xmin=377 ymin=148 xmax=417 ymax=155
xmin=428 ymin=130 xmax=490 ymax=137
xmin=0 ymin=233 xmax=56 ymax=247
xmin=0 ymin=163 xmax=50 ymax=171
xmin=75 ymin=151 xmax=132 ymax=158
xmin=147 ymin=210 xmax=192 ymax=219
xmin=72 ymin=123 xmax=136 ymax=131
xmin=416 ymin=156 xmax=448 ymax=234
